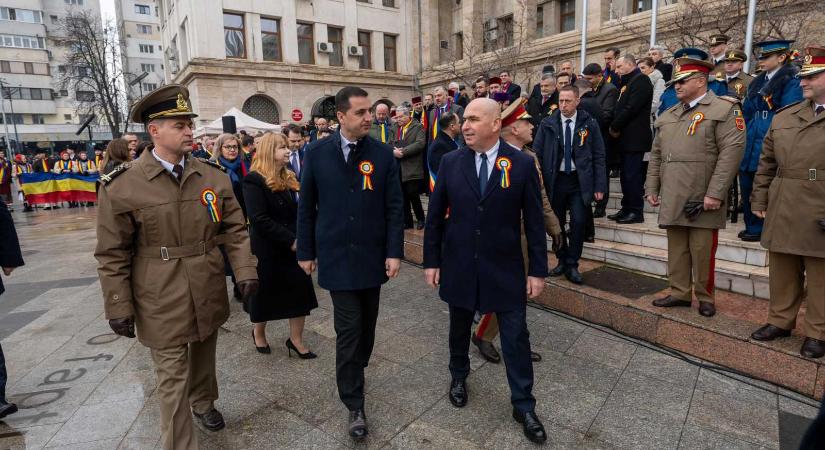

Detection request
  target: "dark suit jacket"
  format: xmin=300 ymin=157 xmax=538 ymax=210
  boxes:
xmin=426 ymin=103 xmax=464 ymax=137
xmin=534 ymin=109 xmax=608 ymax=204
xmin=655 ymin=61 xmax=673 ymax=82
xmin=427 ymin=131 xmax=459 ymax=179
xmin=423 ymin=141 xmax=548 ymax=313
xmin=593 ymin=81 xmax=618 ymax=129
xmin=0 ymin=202 xmax=24 ymax=296
xmin=504 ymin=82 xmax=522 ymax=104
xmin=610 ymin=70 xmax=653 ymax=153
xmin=297 ymin=131 xmax=404 ymax=291
xmin=526 ymin=90 xmax=559 ymax=131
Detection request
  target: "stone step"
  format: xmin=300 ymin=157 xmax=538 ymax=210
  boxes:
xmin=591 ymin=215 xmax=768 ymax=267
xmin=581 ymin=239 xmax=769 ymax=299
xmin=605 ymin=192 xmax=660 ymax=214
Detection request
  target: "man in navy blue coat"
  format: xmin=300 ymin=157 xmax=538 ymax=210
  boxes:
xmin=0 ymin=201 xmax=23 ymax=419
xmin=423 ymin=98 xmax=549 ymax=444
xmin=297 ymin=86 xmax=404 ymax=442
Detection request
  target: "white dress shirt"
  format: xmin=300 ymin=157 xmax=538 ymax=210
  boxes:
xmin=686 ymin=93 xmax=708 ymax=110
xmin=726 ymin=71 xmax=741 ymax=83
xmin=152 ymin=149 xmax=185 ymax=177
xmin=474 ymin=140 xmax=500 ymax=180
xmin=559 ymin=111 xmax=578 ymax=171
xmin=340 ymin=133 xmax=357 ymax=162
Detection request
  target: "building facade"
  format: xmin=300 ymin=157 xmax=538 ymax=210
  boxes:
xmin=157 ymin=0 xmax=417 ymax=127
xmin=115 ymin=0 xmax=164 ymax=101
xmin=0 ymin=0 xmax=109 ymax=153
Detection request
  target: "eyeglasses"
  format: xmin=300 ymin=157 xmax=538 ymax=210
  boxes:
xmin=223 ymin=145 xmax=239 ymax=150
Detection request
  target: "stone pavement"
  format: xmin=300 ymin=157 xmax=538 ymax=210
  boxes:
xmin=0 ymin=207 xmax=819 ymax=449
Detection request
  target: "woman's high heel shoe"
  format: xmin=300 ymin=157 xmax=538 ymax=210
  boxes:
xmin=252 ymin=331 xmax=271 ymax=354
xmin=286 ymin=338 xmax=317 ymax=359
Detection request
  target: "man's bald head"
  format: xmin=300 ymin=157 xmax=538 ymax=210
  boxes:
xmin=461 ymin=98 xmax=501 ymax=151
xmin=374 ymin=103 xmax=389 ymax=122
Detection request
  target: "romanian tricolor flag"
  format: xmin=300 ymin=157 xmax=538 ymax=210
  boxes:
xmin=20 ymin=172 xmax=98 ymax=205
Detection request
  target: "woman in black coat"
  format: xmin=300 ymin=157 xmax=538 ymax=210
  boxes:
xmin=242 ymin=132 xmax=318 ymax=358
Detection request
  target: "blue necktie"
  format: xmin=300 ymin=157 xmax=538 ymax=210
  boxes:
xmin=478 ymin=153 xmax=488 ymax=193
xmin=564 ymin=118 xmax=573 ymax=174
xmin=290 ymin=151 xmax=300 ymax=177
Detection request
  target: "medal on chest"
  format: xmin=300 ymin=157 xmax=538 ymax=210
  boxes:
xmin=686 ymin=112 xmax=705 ymax=136
xmin=200 ymin=188 xmax=221 ymax=223
xmin=359 ymin=161 xmax=375 ymax=191
xmin=578 ymin=129 xmax=589 ymax=146
xmin=496 ymin=156 xmax=512 ymax=189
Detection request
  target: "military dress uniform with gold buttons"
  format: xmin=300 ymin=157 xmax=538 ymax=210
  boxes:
xmin=722 ymin=49 xmax=754 ymax=99
xmin=749 ymin=46 xmax=825 ymax=358
xmin=709 ymin=34 xmax=730 ymax=81
xmin=94 ymin=85 xmax=257 ymax=450
xmin=645 ymin=58 xmax=745 ymax=316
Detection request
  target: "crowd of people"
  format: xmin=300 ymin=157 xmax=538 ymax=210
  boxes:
xmin=0 ymin=34 xmax=823 ymax=449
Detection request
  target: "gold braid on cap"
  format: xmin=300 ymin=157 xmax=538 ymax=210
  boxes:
xmin=147 ymin=93 xmax=192 ymax=119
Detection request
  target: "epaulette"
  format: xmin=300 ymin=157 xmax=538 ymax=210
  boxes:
xmin=718 ymin=95 xmax=741 ymax=104
xmin=774 ymin=100 xmax=803 ymax=114
xmin=196 ymin=157 xmax=226 ymax=172
xmin=99 ymin=162 xmax=131 ymax=185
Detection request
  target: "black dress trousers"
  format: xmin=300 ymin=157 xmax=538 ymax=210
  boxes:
xmin=331 ymin=287 xmax=381 ymax=411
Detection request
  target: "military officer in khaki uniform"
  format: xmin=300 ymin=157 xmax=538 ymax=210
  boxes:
xmin=708 ymin=34 xmax=730 ymax=80
xmin=723 ymin=49 xmax=754 ymax=99
xmin=645 ymin=58 xmax=746 ymax=317
xmin=749 ymin=46 xmax=825 ymax=358
xmin=95 ymin=85 xmax=259 ymax=450
xmin=472 ymin=99 xmax=563 ymax=363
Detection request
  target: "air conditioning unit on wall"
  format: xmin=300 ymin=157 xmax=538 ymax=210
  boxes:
xmin=348 ymin=45 xmax=363 ymax=56
xmin=439 ymin=40 xmax=449 ymax=49
xmin=317 ymin=42 xmax=333 ymax=53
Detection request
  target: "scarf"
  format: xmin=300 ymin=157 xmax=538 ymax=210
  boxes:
xmin=219 ymin=156 xmax=244 ymax=185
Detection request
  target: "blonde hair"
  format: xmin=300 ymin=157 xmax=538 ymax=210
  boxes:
xmin=249 ymin=132 xmax=300 ymax=192
xmin=211 ymin=133 xmax=240 ymax=162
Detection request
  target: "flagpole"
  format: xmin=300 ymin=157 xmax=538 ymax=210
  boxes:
xmin=580 ymin=0 xmax=588 ymax=72
xmin=743 ymin=0 xmax=757 ymax=73
xmin=650 ymin=0 xmax=659 ymax=46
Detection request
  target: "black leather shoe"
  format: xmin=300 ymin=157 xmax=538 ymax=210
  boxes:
xmin=607 ymin=210 xmax=626 ymax=221
xmin=193 ymin=408 xmax=225 ymax=431
xmin=698 ymin=301 xmax=716 ymax=317
xmin=449 ymin=379 xmax=468 ymax=407
xmin=513 ymin=409 xmax=547 ymax=444
xmin=472 ymin=335 xmax=501 ymax=363
xmin=652 ymin=295 xmax=692 ymax=308
xmin=740 ymin=232 xmax=761 ymax=242
xmin=549 ymin=264 xmax=567 ymax=277
xmin=593 ymin=206 xmax=607 ymax=218
xmin=801 ymin=338 xmax=825 ymax=358
xmin=348 ymin=409 xmax=368 ymax=440
xmin=737 ymin=230 xmax=746 ymax=239
xmin=616 ymin=212 xmax=644 ymax=224
xmin=751 ymin=324 xmax=791 ymax=341
xmin=565 ymin=267 xmax=583 ymax=285
xmin=530 ymin=351 xmax=542 ymax=362
xmin=0 ymin=402 xmax=18 ymax=419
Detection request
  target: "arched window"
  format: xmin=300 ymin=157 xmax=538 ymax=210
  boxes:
xmin=242 ymin=95 xmax=280 ymax=124
xmin=311 ymin=96 xmax=336 ymax=120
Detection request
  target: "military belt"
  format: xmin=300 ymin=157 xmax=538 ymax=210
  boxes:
xmin=776 ymin=168 xmax=823 ymax=181
xmin=135 ymin=234 xmax=236 ymax=260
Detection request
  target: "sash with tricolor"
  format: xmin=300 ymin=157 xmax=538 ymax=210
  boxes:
xmin=19 ymin=172 xmax=98 ymax=204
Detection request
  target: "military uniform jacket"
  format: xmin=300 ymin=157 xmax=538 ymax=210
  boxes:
xmin=751 ymin=100 xmax=825 ymax=258
xmin=95 ymin=151 xmax=258 ymax=349
xmin=724 ymin=71 xmax=753 ymax=99
xmin=645 ymin=91 xmax=745 ymax=229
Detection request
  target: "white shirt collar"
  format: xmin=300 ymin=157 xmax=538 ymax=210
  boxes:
xmin=152 ymin=149 xmax=185 ymax=174
xmin=687 ymin=93 xmax=708 ymax=109
xmin=475 ymin=140 xmax=499 ymax=161
xmin=766 ymin=67 xmax=780 ymax=81
xmin=561 ymin=111 xmax=577 ymax=127
xmin=815 ymin=103 xmax=825 ymax=112
xmin=727 ymin=71 xmax=740 ymax=80
xmin=505 ymin=141 xmax=522 ymax=151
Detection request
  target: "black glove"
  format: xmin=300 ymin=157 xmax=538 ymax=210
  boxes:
xmin=109 ymin=316 xmax=136 ymax=338
xmin=551 ymin=232 xmax=563 ymax=253
xmin=683 ymin=201 xmax=705 ymax=222
xmin=818 ymin=218 xmax=825 ymax=231
xmin=237 ymin=280 xmax=259 ymax=303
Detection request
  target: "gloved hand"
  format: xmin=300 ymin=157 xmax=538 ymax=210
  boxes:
xmin=551 ymin=232 xmax=563 ymax=253
xmin=818 ymin=218 xmax=825 ymax=231
xmin=237 ymin=280 xmax=259 ymax=303
xmin=683 ymin=201 xmax=705 ymax=222
xmin=109 ymin=316 xmax=136 ymax=338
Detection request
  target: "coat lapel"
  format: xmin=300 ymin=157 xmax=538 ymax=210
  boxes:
xmin=459 ymin=148 xmax=481 ymax=199
xmin=481 ymin=140 xmax=512 ymax=202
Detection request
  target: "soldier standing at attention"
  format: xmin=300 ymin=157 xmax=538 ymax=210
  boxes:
xmin=708 ymin=34 xmax=730 ymax=80
xmin=749 ymin=46 xmax=825 ymax=358
xmin=95 ymin=85 xmax=259 ymax=450
xmin=645 ymin=58 xmax=745 ymax=318
xmin=723 ymin=50 xmax=753 ymax=99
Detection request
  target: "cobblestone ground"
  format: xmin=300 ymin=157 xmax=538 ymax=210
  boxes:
xmin=0 ymin=207 xmax=818 ymax=449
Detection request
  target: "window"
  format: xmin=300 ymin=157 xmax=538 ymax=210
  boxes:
xmin=383 ymin=34 xmax=397 ymax=72
xmin=138 ymin=44 xmax=154 ymax=54
xmin=24 ymin=62 xmax=33 ymax=74
xmin=498 ymin=15 xmax=514 ymax=48
xmin=64 ymin=114 xmax=72 ymax=120
xmin=0 ymin=35 xmax=45 ymax=49
xmin=634 ymin=0 xmax=653 ymax=12
xmin=560 ymin=0 xmax=576 ymax=32
xmin=296 ymin=23 xmax=314 ymax=64
xmin=382 ymin=0 xmax=397 ymax=6
xmin=58 ymin=65 xmax=67 ymax=74
xmin=137 ymin=24 xmax=152 ymax=34
xmin=60 ymin=89 xmax=68 ymax=97
xmin=0 ymin=61 xmax=9 ymax=73
xmin=536 ymin=5 xmax=544 ymax=37
xmin=0 ymin=114 xmax=24 ymax=124
xmin=50 ymin=15 xmax=58 ymax=24
xmin=223 ymin=12 xmax=245 ymax=58
xmin=261 ymin=18 xmax=282 ymax=62
xmin=140 ymin=63 xmax=155 ymax=73
xmin=135 ymin=4 xmax=150 ymax=14
xmin=32 ymin=114 xmax=45 ymax=125
xmin=358 ymin=31 xmax=371 ymax=69
xmin=1 ymin=8 xmax=42 ymax=23
xmin=64 ymin=0 xmax=84 ymax=4
xmin=327 ymin=27 xmax=343 ymax=67
xmin=76 ymin=90 xmax=94 ymax=101
xmin=142 ymin=82 xmax=158 ymax=91
xmin=454 ymin=32 xmax=463 ymax=60
xmin=30 ymin=89 xmax=42 ymax=100
xmin=76 ymin=66 xmax=90 ymax=77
